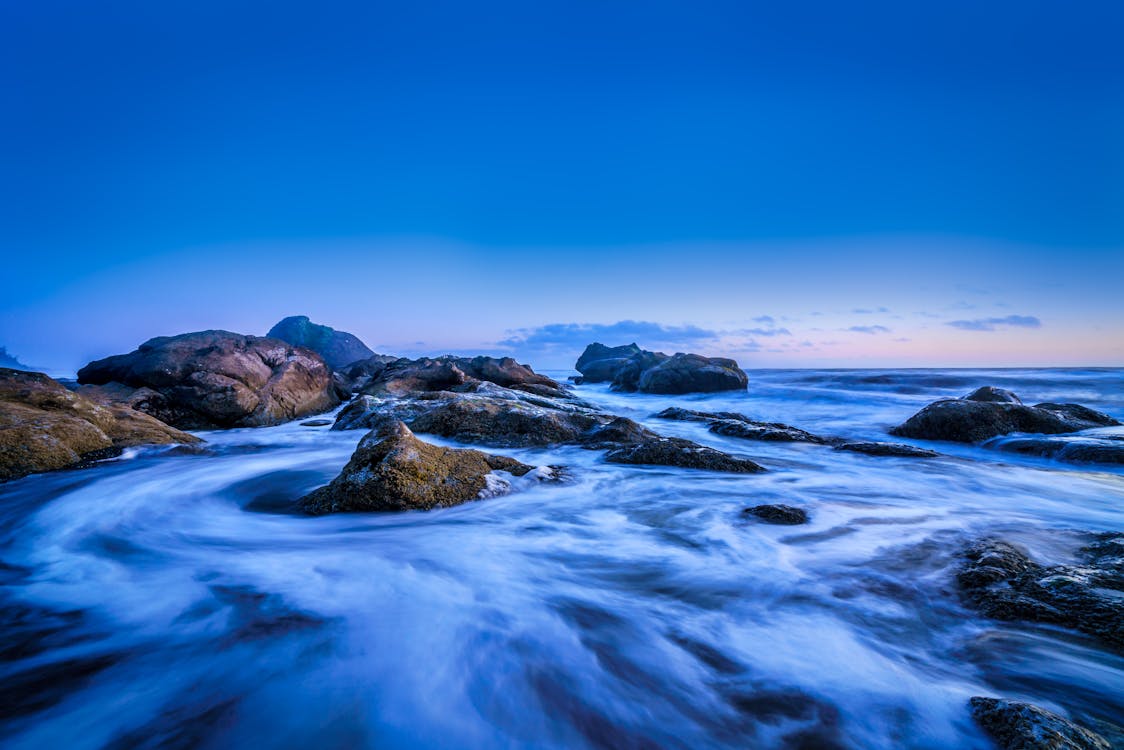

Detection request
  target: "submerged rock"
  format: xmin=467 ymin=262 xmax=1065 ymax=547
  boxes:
xmin=605 ymin=438 xmax=765 ymax=473
xmin=266 ymin=315 xmax=375 ymax=370
xmin=986 ymin=435 xmax=1124 ymax=466
xmin=969 ymin=697 xmax=1111 ymax=750
xmin=833 ymin=441 xmax=939 ymax=458
xmin=654 ymin=407 xmax=827 ymax=444
xmin=957 ymin=536 xmax=1124 ymax=653
xmin=0 ymin=368 xmax=199 ymax=481
xmin=743 ymin=504 xmax=808 ymax=525
xmin=300 ymin=421 xmax=552 ymax=514
xmin=77 ymin=330 xmax=340 ymax=429
xmin=574 ymin=343 xmax=747 ymax=394
xmin=890 ymin=389 xmax=1119 ymax=443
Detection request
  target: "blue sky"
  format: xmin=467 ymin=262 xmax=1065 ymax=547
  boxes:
xmin=2 ymin=1 xmax=1122 ymax=372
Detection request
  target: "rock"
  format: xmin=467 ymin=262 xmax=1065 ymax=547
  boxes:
xmin=578 ymin=417 xmax=660 ymax=449
xmin=574 ymin=343 xmax=644 ymax=382
xmin=299 ymin=421 xmax=549 ymax=514
xmin=653 ymin=407 xmax=749 ymax=423
xmin=77 ymin=330 xmax=340 ymax=429
xmin=604 ymin=438 xmax=766 ymax=473
xmin=743 ymin=504 xmax=808 ymax=524
xmin=266 ymin=315 xmax=375 ymax=370
xmin=986 ymin=435 xmax=1124 ymax=465
xmin=709 ymin=418 xmax=826 ymax=444
xmin=359 ymin=355 xmax=566 ymax=399
xmin=335 ymin=354 xmax=404 ymax=393
xmin=969 ymin=697 xmax=1111 ymax=750
xmin=636 ymin=353 xmax=748 ymax=394
xmin=408 ymin=393 xmax=603 ymax=448
xmin=965 ymin=386 xmax=1023 ymax=404
xmin=574 ymin=344 xmax=748 ymax=394
xmin=0 ymin=368 xmax=199 ymax=482
xmin=957 ymin=536 xmax=1124 ymax=653
xmin=300 ymin=419 xmax=333 ymax=427
xmin=889 ymin=392 xmax=1119 ymax=443
xmin=833 ymin=441 xmax=939 ymax=458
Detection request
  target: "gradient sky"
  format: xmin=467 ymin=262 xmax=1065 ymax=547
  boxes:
xmin=2 ymin=0 xmax=1122 ymax=372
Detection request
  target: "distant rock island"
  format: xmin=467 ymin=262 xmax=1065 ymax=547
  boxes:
xmin=574 ymin=342 xmax=748 ymax=394
xmin=267 ymin=315 xmax=374 ymax=369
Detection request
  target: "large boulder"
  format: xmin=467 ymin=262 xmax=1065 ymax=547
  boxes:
xmin=636 ymin=353 xmax=748 ymax=394
xmin=889 ymin=389 xmax=1119 ymax=443
xmin=969 ymin=697 xmax=1111 ymax=750
xmin=0 ymin=368 xmax=199 ymax=481
xmin=957 ymin=535 xmax=1124 ymax=653
xmin=574 ymin=344 xmax=747 ymax=394
xmin=360 ymin=356 xmax=567 ymax=399
xmin=77 ymin=330 xmax=340 ymax=429
xmin=266 ymin=315 xmax=375 ymax=369
xmin=300 ymin=421 xmax=552 ymax=514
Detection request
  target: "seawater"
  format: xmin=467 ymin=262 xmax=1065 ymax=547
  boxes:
xmin=2 ymin=368 xmax=1122 ymax=749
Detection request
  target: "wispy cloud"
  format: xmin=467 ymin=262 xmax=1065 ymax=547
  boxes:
xmin=851 ymin=307 xmax=889 ymax=314
xmin=737 ymin=326 xmax=792 ymax=337
xmin=752 ymin=315 xmax=776 ymax=325
xmin=946 ymin=315 xmax=1042 ymax=332
xmin=847 ymin=325 xmax=891 ymax=334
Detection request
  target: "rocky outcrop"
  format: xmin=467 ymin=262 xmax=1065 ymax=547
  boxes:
xmin=574 ymin=344 xmax=747 ymax=394
xmin=300 ymin=421 xmax=553 ymax=514
xmin=986 ymin=435 xmax=1124 ymax=466
xmin=890 ymin=389 xmax=1119 ymax=443
xmin=76 ymin=330 xmax=340 ymax=429
xmin=655 ymin=407 xmax=827 ymax=444
xmin=605 ymin=438 xmax=765 ymax=473
xmin=743 ymin=504 xmax=808 ymax=524
xmin=965 ymin=386 xmax=1022 ymax=404
xmin=360 ymin=356 xmax=568 ymax=399
xmin=833 ymin=441 xmax=939 ymax=458
xmin=0 ymin=368 xmax=199 ymax=481
xmin=266 ymin=315 xmax=375 ymax=370
xmin=969 ymin=697 xmax=1111 ymax=750
xmin=957 ymin=536 xmax=1124 ymax=653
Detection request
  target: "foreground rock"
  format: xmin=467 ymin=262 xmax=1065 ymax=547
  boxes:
xmin=833 ymin=441 xmax=939 ymax=458
xmin=969 ymin=697 xmax=1111 ymax=750
xmin=985 ymin=435 xmax=1124 ymax=466
xmin=300 ymin=421 xmax=553 ymax=514
xmin=605 ymin=438 xmax=765 ymax=473
xmin=574 ymin=343 xmax=747 ymax=394
xmin=957 ymin=536 xmax=1124 ymax=653
xmin=655 ymin=407 xmax=828 ymax=444
xmin=77 ymin=330 xmax=340 ymax=429
xmin=890 ymin=388 xmax=1119 ymax=443
xmin=743 ymin=504 xmax=808 ymax=524
xmin=0 ymin=368 xmax=198 ymax=481
xmin=266 ymin=315 xmax=375 ymax=370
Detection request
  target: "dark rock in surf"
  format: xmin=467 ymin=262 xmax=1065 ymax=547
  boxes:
xmin=969 ymin=696 xmax=1111 ymax=750
xmin=266 ymin=315 xmax=375 ymax=370
xmin=965 ymin=386 xmax=1022 ymax=404
xmin=605 ymin=438 xmax=766 ymax=473
xmin=299 ymin=419 xmax=333 ymax=427
xmin=890 ymin=389 xmax=1118 ymax=443
xmin=957 ymin=535 xmax=1124 ymax=653
xmin=985 ymin=435 xmax=1124 ymax=466
xmin=574 ymin=343 xmax=747 ymax=394
xmin=0 ymin=368 xmax=199 ymax=481
xmin=653 ymin=407 xmax=749 ymax=423
xmin=77 ymin=330 xmax=340 ymax=429
xmin=833 ymin=441 xmax=939 ymax=458
xmin=360 ymin=355 xmax=567 ymax=399
xmin=653 ymin=407 xmax=827 ymax=444
xmin=300 ymin=420 xmax=552 ymax=514
xmin=743 ymin=504 xmax=808 ymax=525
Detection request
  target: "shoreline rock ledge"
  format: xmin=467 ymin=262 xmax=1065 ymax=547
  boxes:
xmin=77 ymin=330 xmax=340 ymax=429
xmin=300 ymin=420 xmax=556 ymax=514
xmin=1 ymin=368 xmax=199 ymax=481
xmin=574 ymin=343 xmax=748 ymax=394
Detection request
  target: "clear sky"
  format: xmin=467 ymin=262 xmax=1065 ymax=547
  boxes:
xmin=2 ymin=1 xmax=1122 ymax=372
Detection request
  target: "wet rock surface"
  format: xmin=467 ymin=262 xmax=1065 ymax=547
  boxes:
xmin=890 ymin=389 xmax=1119 ymax=443
xmin=574 ymin=343 xmax=747 ymax=394
xmin=654 ymin=406 xmax=828 ymax=444
xmin=986 ymin=435 xmax=1124 ymax=466
xmin=0 ymin=368 xmax=199 ymax=481
xmin=77 ymin=330 xmax=340 ymax=429
xmin=965 ymin=386 xmax=1023 ymax=404
xmin=969 ymin=697 xmax=1111 ymax=750
xmin=743 ymin=504 xmax=809 ymax=525
xmin=266 ymin=315 xmax=375 ymax=370
xmin=957 ymin=536 xmax=1124 ymax=653
xmin=300 ymin=421 xmax=554 ymax=514
xmin=604 ymin=438 xmax=766 ymax=473
xmin=833 ymin=441 xmax=939 ymax=457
